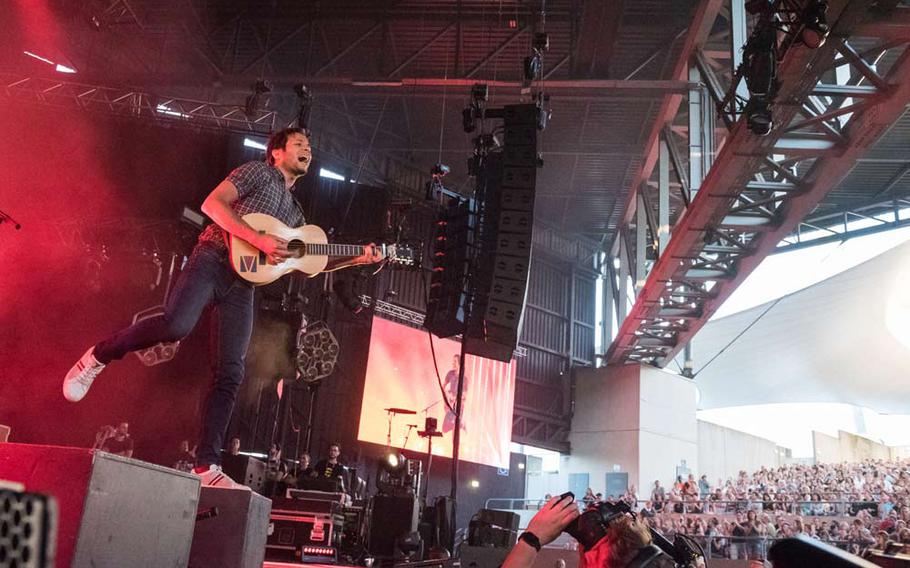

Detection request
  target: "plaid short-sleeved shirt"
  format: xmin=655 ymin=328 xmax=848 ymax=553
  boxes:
xmin=197 ymin=161 xmax=305 ymax=251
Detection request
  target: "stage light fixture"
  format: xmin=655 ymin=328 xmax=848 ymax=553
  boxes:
xmin=523 ymin=53 xmax=542 ymax=81
xmin=431 ymin=163 xmax=451 ymax=178
xmin=746 ymin=96 xmax=774 ymax=136
xmin=383 ymin=451 xmax=405 ymax=472
xmin=295 ymin=322 xmax=340 ymax=383
xmin=244 ymin=80 xmax=272 ymax=116
xmin=801 ymin=0 xmax=830 ymax=48
xmin=471 ymin=83 xmax=489 ymax=103
xmin=743 ymin=25 xmax=777 ymax=136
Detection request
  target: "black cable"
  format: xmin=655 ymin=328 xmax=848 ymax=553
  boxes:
xmin=421 ymin=263 xmax=456 ymax=415
xmin=693 ymin=296 xmax=784 ymax=377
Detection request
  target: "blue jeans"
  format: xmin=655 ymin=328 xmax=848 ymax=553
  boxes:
xmin=94 ymin=244 xmax=254 ymax=466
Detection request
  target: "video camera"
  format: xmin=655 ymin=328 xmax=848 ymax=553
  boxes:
xmin=560 ymin=494 xmax=702 ymax=568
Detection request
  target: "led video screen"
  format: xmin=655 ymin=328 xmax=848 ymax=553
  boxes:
xmin=357 ymin=317 xmax=517 ymax=469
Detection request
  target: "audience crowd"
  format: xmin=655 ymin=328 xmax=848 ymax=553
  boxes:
xmin=582 ymin=459 xmax=910 ymax=559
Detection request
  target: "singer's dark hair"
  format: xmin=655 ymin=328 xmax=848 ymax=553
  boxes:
xmin=266 ymin=127 xmax=309 ymax=165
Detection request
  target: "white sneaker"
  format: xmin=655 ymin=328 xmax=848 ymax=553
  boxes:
xmin=193 ymin=465 xmax=249 ymax=490
xmin=63 ymin=347 xmax=106 ymax=402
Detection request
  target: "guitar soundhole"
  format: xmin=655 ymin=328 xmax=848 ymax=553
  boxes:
xmin=288 ymin=240 xmax=306 ymax=258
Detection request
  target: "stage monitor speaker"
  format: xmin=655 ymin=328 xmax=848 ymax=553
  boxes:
xmin=367 ymin=494 xmax=419 ymax=557
xmin=768 ymin=535 xmax=880 ymax=568
xmin=0 ymin=443 xmax=200 ymax=568
xmin=189 ymin=486 xmax=272 ymax=568
xmin=467 ymin=509 xmax=518 ymax=549
xmin=0 ymin=487 xmax=57 ymax=568
xmin=460 ymin=545 xmax=511 ymax=568
xmin=476 ymin=509 xmax=520 ymax=532
xmin=221 ymin=454 xmax=267 ymax=494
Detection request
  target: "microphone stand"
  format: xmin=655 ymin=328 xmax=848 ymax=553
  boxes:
xmin=402 ymin=424 xmax=418 ymax=449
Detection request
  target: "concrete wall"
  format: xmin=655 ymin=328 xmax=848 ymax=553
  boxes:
xmin=566 ymin=364 xmax=698 ymax=497
xmin=813 ymin=430 xmax=896 ymax=463
xmin=698 ymin=420 xmax=782 ymax=482
xmin=813 ymin=431 xmax=840 ymax=464
xmin=567 ymin=364 xmax=641 ymax=496
xmin=638 ymin=365 xmax=698 ymax=494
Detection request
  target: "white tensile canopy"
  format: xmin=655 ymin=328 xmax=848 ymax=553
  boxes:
xmin=690 ymin=239 xmax=910 ymax=414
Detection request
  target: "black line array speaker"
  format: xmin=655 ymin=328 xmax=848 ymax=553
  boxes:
xmin=464 ymin=104 xmax=539 ymax=362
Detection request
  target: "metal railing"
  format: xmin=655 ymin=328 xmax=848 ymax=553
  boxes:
xmin=485 ymin=498 xmax=882 ymax=517
xmin=677 ymin=536 xmax=873 ymax=561
xmin=638 ymin=499 xmax=880 ymax=517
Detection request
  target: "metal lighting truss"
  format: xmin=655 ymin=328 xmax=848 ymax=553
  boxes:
xmin=0 ymin=74 xmax=277 ymax=135
xmin=0 ymin=73 xmax=432 ymax=198
xmin=607 ymin=0 xmax=910 ymax=366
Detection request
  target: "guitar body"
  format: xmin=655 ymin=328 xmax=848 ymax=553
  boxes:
xmin=228 ymin=213 xmax=329 ymax=285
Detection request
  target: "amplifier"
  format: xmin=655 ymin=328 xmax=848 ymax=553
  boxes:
xmin=266 ymin=508 xmax=344 ymax=565
xmin=283 ymin=490 xmax=346 ymax=512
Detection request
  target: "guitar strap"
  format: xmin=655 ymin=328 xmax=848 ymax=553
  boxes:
xmin=291 ymin=193 xmax=307 ymax=227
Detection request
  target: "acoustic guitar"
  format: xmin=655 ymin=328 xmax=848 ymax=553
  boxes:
xmin=228 ymin=213 xmax=416 ymax=285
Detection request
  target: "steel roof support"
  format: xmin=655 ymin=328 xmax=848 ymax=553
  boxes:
xmin=606 ymin=0 xmax=910 ymax=366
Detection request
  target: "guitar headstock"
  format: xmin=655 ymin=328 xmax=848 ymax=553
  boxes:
xmin=385 ymin=243 xmax=420 ymax=268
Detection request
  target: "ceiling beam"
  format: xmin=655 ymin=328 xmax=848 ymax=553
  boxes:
xmin=612 ymin=0 xmax=725 ymax=248
xmin=465 ymin=25 xmax=529 ymax=78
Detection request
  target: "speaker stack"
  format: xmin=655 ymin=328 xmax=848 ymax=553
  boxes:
xmin=426 ymin=104 xmax=539 ymax=363
xmin=464 ymin=104 xmax=539 ymax=362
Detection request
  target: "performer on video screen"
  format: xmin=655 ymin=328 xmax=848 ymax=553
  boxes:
xmin=442 ymin=354 xmax=469 ymax=434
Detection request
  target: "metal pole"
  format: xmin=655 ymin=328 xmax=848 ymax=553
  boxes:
xmin=304 ymin=383 xmax=320 ymax=453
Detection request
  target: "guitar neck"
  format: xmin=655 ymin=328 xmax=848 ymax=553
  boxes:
xmin=306 ymin=243 xmax=371 ymax=257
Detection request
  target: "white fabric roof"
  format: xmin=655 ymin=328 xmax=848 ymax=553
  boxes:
xmin=690 ymin=239 xmax=910 ymax=414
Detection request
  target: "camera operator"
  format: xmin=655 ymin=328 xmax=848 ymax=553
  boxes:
xmin=502 ymin=495 xmax=579 ymax=568
xmin=503 ymin=495 xmax=704 ymax=568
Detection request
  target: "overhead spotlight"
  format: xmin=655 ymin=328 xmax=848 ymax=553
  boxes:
xmin=746 ymin=96 xmax=774 ymax=136
xmin=431 ymin=163 xmax=451 ymax=178
xmin=744 ymin=26 xmax=776 ymax=97
xmin=471 ymin=83 xmax=489 ymax=103
xmin=523 ymin=53 xmax=542 ymax=81
xmin=523 ymin=32 xmax=550 ymax=81
xmin=244 ymin=80 xmax=272 ymax=116
xmin=333 ymin=276 xmax=364 ymax=314
xmin=294 ymin=83 xmax=313 ymax=131
xmin=743 ymin=25 xmax=777 ymax=136
xmin=801 ymin=0 xmax=830 ymax=48
xmin=462 ymin=84 xmax=490 ymax=133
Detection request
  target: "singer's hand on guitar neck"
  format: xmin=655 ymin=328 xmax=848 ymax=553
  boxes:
xmin=351 ymin=243 xmax=383 ymax=266
xmin=252 ymin=233 xmax=292 ymax=264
